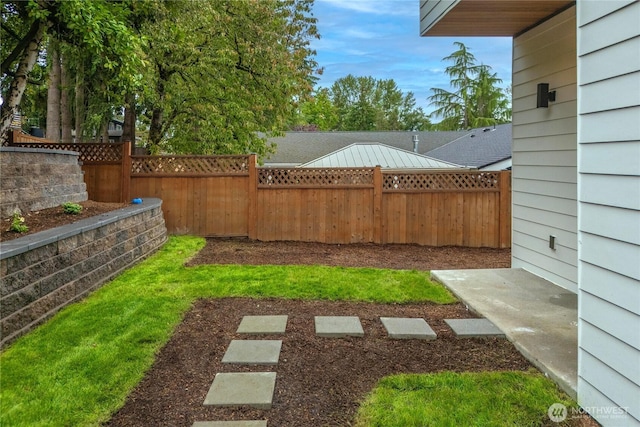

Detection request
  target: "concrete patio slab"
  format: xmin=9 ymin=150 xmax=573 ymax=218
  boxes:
xmin=222 ymin=340 xmax=282 ymax=365
xmin=203 ymin=372 xmax=276 ymax=409
xmin=444 ymin=318 xmax=505 ymax=338
xmin=315 ymin=316 xmax=364 ymax=337
xmin=237 ymin=315 xmax=288 ymax=334
xmin=193 ymin=422 xmax=267 ymax=427
xmin=380 ymin=317 xmax=437 ymax=340
xmin=431 ymin=268 xmax=577 ymax=399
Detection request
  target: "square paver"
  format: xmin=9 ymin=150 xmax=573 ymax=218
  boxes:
xmin=237 ymin=315 xmax=288 ymax=334
xmin=222 ymin=340 xmax=282 ymax=365
xmin=445 ymin=318 xmax=505 ymax=338
xmin=315 ymin=316 xmax=364 ymax=337
xmin=204 ymin=372 xmax=276 ymax=409
xmin=380 ymin=317 xmax=437 ymax=340
xmin=193 ymin=422 xmax=267 ymax=427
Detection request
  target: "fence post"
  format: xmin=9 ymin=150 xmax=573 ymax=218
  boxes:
xmin=247 ymin=154 xmax=258 ymax=239
xmin=373 ymin=166 xmax=383 ymax=244
xmin=121 ymin=141 xmax=132 ymax=203
xmin=499 ymin=171 xmax=512 ymax=248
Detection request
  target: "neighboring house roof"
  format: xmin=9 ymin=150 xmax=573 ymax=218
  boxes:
xmin=264 ymin=130 xmax=469 ymax=165
xmin=299 ymin=143 xmax=462 ymax=169
xmin=425 ymin=123 xmax=512 ymax=169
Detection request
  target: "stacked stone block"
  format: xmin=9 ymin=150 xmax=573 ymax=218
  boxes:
xmin=0 ymin=199 xmax=167 ymax=348
xmin=0 ymin=147 xmax=88 ymax=217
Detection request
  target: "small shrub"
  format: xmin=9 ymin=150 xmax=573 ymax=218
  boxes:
xmin=8 ymin=213 xmax=28 ymax=233
xmin=61 ymin=202 xmax=83 ymax=215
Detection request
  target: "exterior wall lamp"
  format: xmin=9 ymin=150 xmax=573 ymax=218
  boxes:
xmin=537 ymin=83 xmax=556 ymax=108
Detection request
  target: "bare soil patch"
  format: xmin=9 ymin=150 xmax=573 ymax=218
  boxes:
xmin=1 ymin=200 xmax=127 ymax=242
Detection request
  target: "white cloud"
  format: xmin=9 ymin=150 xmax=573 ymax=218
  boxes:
xmin=318 ymin=0 xmax=416 ymax=17
xmin=344 ymin=28 xmax=379 ymax=39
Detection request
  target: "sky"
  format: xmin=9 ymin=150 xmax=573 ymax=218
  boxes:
xmin=309 ymin=0 xmax=513 ymax=115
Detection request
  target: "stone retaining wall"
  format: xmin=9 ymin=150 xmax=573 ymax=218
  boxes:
xmin=0 ymin=198 xmax=167 ymax=348
xmin=0 ymin=147 xmax=88 ymax=218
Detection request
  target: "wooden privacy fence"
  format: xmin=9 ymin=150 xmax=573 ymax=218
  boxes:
xmin=7 ymin=137 xmax=511 ymax=247
xmin=127 ymin=155 xmax=510 ymax=247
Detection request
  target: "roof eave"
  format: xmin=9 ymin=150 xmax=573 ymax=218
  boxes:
xmin=420 ymin=0 xmax=575 ymax=37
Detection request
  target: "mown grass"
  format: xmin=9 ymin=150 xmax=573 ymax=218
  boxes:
xmin=0 ymin=235 xmax=456 ymax=426
xmin=355 ymin=371 xmax=578 ymax=427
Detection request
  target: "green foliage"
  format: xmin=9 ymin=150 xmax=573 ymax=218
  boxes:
xmin=0 ymin=235 xmax=455 ymax=426
xmin=355 ymin=371 xmax=578 ymax=427
xmin=138 ymin=0 xmax=320 ymax=157
xmin=291 ymin=87 xmax=339 ymax=130
xmin=328 ymin=75 xmax=431 ymax=131
xmin=61 ymin=202 xmax=82 ymax=215
xmin=428 ymin=42 xmax=511 ymax=130
xmin=1 ymin=0 xmax=144 ymax=141
xmin=8 ymin=213 xmax=28 ymax=233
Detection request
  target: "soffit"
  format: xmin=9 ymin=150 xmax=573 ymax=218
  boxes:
xmin=421 ymin=0 xmax=574 ymax=37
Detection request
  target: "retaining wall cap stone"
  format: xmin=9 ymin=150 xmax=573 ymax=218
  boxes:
xmin=0 ymin=198 xmax=163 ymax=260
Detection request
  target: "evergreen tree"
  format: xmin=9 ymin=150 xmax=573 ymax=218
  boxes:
xmin=428 ymin=42 xmax=510 ymax=130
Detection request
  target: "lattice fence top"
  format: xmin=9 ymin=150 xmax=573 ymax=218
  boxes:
xmin=131 ymin=155 xmax=250 ymax=175
xmin=258 ymin=168 xmax=374 ymax=187
xmin=10 ymin=142 xmax=123 ymax=163
xmin=382 ymin=171 xmax=502 ymax=191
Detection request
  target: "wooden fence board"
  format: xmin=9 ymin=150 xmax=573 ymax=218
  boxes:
xmin=8 ymin=144 xmax=510 ymax=247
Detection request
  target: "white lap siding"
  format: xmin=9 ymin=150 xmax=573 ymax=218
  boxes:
xmin=512 ymin=7 xmax=578 ymax=292
xmin=577 ymin=0 xmax=640 ymax=425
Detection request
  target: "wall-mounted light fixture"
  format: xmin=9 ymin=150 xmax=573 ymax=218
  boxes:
xmin=537 ymin=83 xmax=556 ymax=108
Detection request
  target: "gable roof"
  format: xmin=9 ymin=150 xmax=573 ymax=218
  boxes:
xmin=264 ymin=130 xmax=469 ymax=165
xmin=299 ymin=143 xmax=462 ymax=169
xmin=425 ymin=123 xmax=512 ymax=169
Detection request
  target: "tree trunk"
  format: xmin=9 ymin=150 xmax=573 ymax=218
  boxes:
xmin=122 ymin=92 xmax=136 ymax=144
xmin=46 ymin=40 xmax=61 ymax=142
xmin=74 ymin=61 xmax=85 ymax=143
xmin=148 ymin=74 xmax=166 ymax=151
xmin=148 ymin=108 xmax=164 ymax=149
xmin=100 ymin=116 xmax=109 ymax=142
xmin=60 ymin=54 xmax=73 ymax=143
xmin=0 ymin=20 xmax=47 ymax=145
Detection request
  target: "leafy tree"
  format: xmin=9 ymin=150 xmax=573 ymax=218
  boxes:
xmin=137 ymin=0 xmax=320 ymax=156
xmin=1 ymin=0 xmax=143 ymax=144
xmin=328 ymin=75 xmax=430 ymax=131
xmin=291 ymin=87 xmax=338 ymax=131
xmin=428 ymin=42 xmax=510 ymax=130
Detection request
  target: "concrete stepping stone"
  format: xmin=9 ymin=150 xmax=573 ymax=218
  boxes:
xmin=237 ymin=315 xmax=288 ymax=334
xmin=380 ymin=317 xmax=437 ymax=340
xmin=222 ymin=340 xmax=282 ymax=365
xmin=193 ymin=422 xmax=267 ymax=427
xmin=315 ymin=316 xmax=364 ymax=337
xmin=204 ymin=372 xmax=276 ymax=409
xmin=445 ymin=318 xmax=505 ymax=338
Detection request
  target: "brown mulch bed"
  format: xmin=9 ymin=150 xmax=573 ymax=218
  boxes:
xmin=107 ymin=298 xmax=534 ymax=427
xmin=186 ymin=238 xmax=512 ymax=270
xmin=108 ymin=239 xmax=594 ymax=426
xmin=0 ymin=200 xmax=127 ymax=242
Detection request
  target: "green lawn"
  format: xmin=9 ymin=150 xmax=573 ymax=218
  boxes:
xmin=0 ymin=235 xmax=456 ymax=426
xmin=355 ymin=371 xmax=577 ymax=427
xmin=1 ymin=236 xmax=576 ymax=426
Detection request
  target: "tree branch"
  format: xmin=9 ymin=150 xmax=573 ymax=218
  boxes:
xmin=1 ymin=19 xmax=43 ymax=74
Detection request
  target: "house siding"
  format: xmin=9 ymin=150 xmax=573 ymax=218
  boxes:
xmin=419 ymin=0 xmax=458 ymax=35
xmin=512 ymin=7 xmax=578 ymax=293
xmin=577 ymin=0 xmax=640 ymax=425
